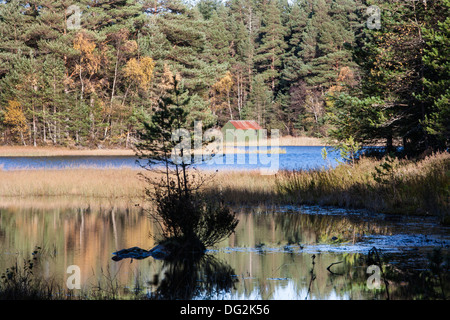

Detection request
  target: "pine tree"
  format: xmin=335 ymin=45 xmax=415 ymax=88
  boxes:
xmin=136 ymin=77 xmax=238 ymax=254
xmin=421 ymin=0 xmax=450 ymax=151
xmin=254 ymin=0 xmax=287 ymax=92
xmin=329 ymin=0 xmax=447 ymax=155
xmin=1 ymin=0 xmax=446 ymax=150
xmin=304 ymin=0 xmax=358 ymax=90
xmin=0 ymin=0 xmax=35 ymax=78
xmin=280 ymin=0 xmax=311 ymax=134
xmin=226 ymin=0 xmax=258 ymax=122
xmin=197 ymin=0 xmax=222 ymax=20
xmin=245 ymin=74 xmax=273 ymax=126
xmin=282 ymin=0 xmax=310 ymax=84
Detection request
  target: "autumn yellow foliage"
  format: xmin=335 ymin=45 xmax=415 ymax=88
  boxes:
xmin=212 ymin=71 xmax=234 ymax=94
xmin=124 ymin=56 xmax=156 ymax=90
xmin=73 ymin=32 xmax=101 ymax=76
xmin=3 ymin=100 xmax=29 ymax=142
xmin=211 ymin=71 xmax=234 ymax=115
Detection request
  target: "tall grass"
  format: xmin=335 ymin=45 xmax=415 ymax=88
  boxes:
xmin=276 ymin=152 xmax=450 ymax=222
xmin=0 ymin=167 xmax=145 ymax=201
xmin=0 ymin=146 xmax=136 ymax=157
xmin=0 ymin=167 xmax=279 ymax=207
xmin=0 ymin=247 xmax=65 ymax=300
xmin=1 ymin=153 xmax=448 ymax=222
xmin=203 ymin=170 xmax=279 ymax=205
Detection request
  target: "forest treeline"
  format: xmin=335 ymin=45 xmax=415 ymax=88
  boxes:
xmin=0 ymin=0 xmax=448 ymax=156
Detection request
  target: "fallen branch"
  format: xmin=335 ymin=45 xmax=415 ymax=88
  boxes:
xmin=326 ymin=261 xmax=344 ymax=275
xmin=111 ymin=244 xmax=170 ymax=261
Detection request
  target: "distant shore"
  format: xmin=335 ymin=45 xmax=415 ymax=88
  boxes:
xmin=0 ymin=136 xmax=327 ymax=157
xmin=0 ymin=152 xmax=448 ymax=224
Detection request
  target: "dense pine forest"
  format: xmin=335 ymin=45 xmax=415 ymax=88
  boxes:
xmin=0 ymin=0 xmax=448 ymax=156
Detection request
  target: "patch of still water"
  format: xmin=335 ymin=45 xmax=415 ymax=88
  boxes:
xmin=0 ymin=205 xmax=449 ymax=300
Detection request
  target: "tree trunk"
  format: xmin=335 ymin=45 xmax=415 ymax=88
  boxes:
xmin=227 ymin=91 xmax=233 ymax=120
xmin=386 ymin=134 xmax=393 ymax=153
xmin=43 ymin=106 xmax=47 ymax=143
xmin=32 ymin=105 xmax=37 ymax=147
xmin=237 ymin=73 xmax=242 ymax=120
xmin=106 ymin=48 xmax=121 ymax=140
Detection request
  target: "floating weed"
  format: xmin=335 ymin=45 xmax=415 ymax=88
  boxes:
xmin=255 ymin=242 xmax=266 ymax=254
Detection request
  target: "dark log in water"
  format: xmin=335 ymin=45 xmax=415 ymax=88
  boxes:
xmin=111 ymin=245 xmax=173 ymax=261
xmin=112 ymin=239 xmax=206 ymax=262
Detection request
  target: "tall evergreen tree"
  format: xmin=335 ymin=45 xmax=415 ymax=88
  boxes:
xmin=282 ymin=0 xmax=310 ymax=84
xmin=0 ymin=0 xmax=34 ymax=78
xmin=254 ymin=0 xmax=287 ymax=92
xmin=329 ymin=0 xmax=447 ymax=155
xmin=421 ymin=0 xmax=450 ymax=151
xmin=302 ymin=0 xmax=358 ymax=91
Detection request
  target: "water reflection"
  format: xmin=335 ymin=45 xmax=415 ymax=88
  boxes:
xmin=0 ymin=205 xmax=449 ymax=299
xmin=149 ymin=255 xmax=237 ymax=300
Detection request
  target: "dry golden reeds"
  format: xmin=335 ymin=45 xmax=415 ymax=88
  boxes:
xmin=276 ymin=152 xmax=450 ymax=221
xmin=0 ymin=146 xmax=136 ymax=157
xmin=0 ymin=167 xmax=278 ymax=208
xmin=1 ymin=151 xmax=448 ymax=222
xmin=0 ymin=167 xmax=145 ymax=200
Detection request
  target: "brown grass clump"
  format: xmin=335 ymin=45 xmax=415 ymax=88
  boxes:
xmin=276 ymin=152 xmax=450 ymax=222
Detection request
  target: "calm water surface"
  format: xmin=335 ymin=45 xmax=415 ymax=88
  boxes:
xmin=0 ymin=205 xmax=448 ymax=300
xmin=0 ymin=146 xmax=342 ymax=171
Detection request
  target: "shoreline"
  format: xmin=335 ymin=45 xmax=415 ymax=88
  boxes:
xmin=0 ymin=152 xmax=448 ymax=222
xmin=0 ymin=136 xmax=328 ymax=157
xmin=0 ymin=137 xmax=447 ymax=224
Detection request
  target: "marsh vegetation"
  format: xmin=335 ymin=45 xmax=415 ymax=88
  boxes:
xmin=1 ymin=152 xmax=447 ymax=222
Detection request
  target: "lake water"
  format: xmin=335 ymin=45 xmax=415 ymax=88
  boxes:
xmin=0 ymin=146 xmax=342 ymax=171
xmin=0 ymin=205 xmax=448 ymax=300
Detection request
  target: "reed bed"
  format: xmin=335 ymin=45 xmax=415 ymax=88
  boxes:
xmin=203 ymin=170 xmax=280 ymax=204
xmin=1 ymin=152 xmax=448 ymax=222
xmin=223 ymin=135 xmax=327 ymax=147
xmin=274 ymin=135 xmax=328 ymax=146
xmin=276 ymin=152 xmax=450 ymax=222
xmin=0 ymin=146 xmax=136 ymax=157
xmin=0 ymin=167 xmax=277 ymax=208
xmin=0 ymin=167 xmax=146 ymax=201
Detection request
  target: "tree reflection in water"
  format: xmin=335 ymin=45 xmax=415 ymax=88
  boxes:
xmin=149 ymin=254 xmax=237 ymax=300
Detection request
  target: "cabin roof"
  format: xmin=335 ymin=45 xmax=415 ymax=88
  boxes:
xmin=226 ymin=120 xmax=263 ymax=130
